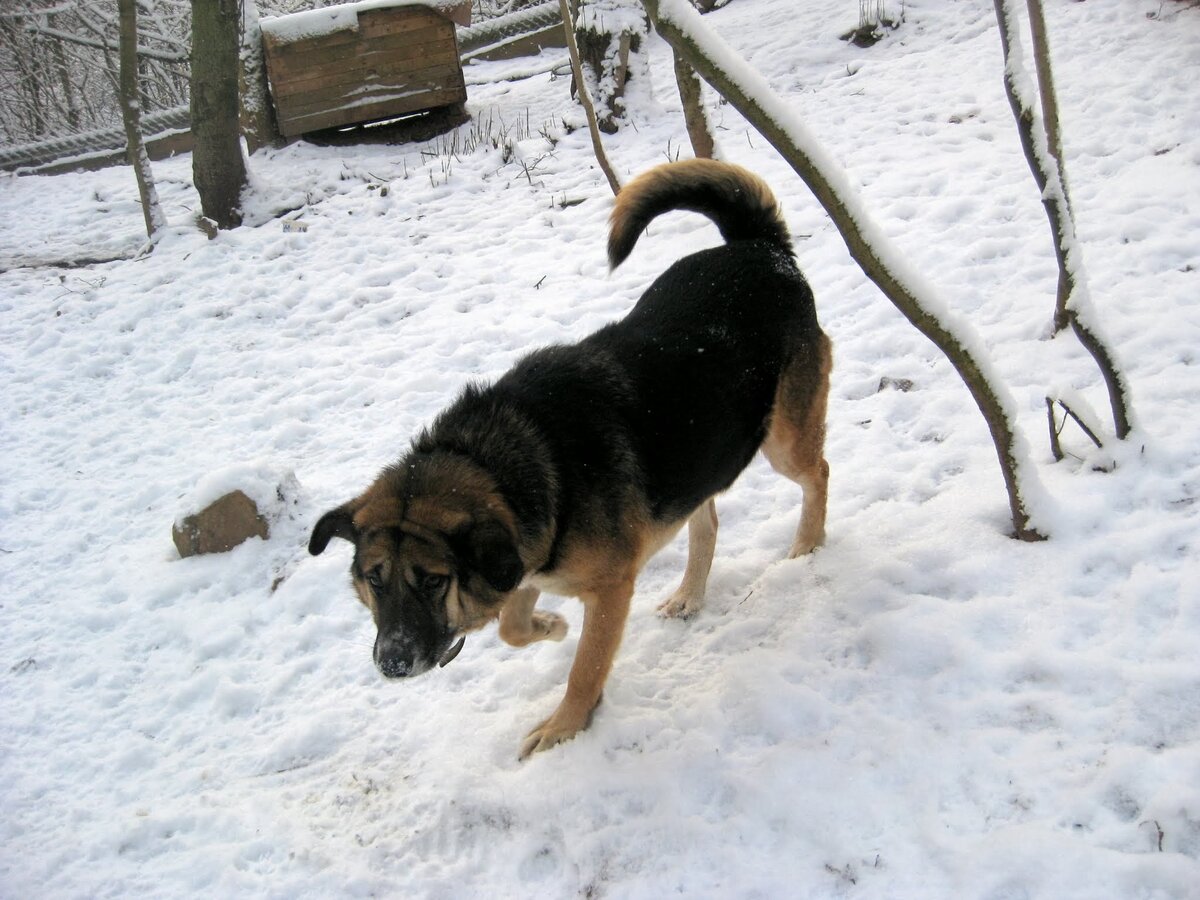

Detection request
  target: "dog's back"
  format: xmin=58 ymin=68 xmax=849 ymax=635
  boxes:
xmin=588 ymin=161 xmax=823 ymax=522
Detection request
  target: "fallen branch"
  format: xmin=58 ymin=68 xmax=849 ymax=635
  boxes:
xmin=1046 ymin=396 xmax=1104 ymax=462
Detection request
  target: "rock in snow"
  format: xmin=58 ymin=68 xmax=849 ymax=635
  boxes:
xmin=172 ymin=489 xmax=269 ymax=557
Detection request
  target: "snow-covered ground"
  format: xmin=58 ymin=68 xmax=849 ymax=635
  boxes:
xmin=2 ymin=0 xmax=1198 ymax=896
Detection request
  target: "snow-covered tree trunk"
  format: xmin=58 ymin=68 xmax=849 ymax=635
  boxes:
xmin=239 ymin=0 xmax=280 ymax=155
xmin=644 ymin=0 xmax=1050 ymax=540
xmin=559 ymin=0 xmax=623 ymax=195
xmin=119 ymin=0 xmax=166 ymax=243
xmin=191 ymin=0 xmax=247 ymax=230
xmin=47 ymin=13 xmax=83 ymax=132
xmin=993 ymin=0 xmax=1133 ymax=441
xmin=572 ymin=0 xmax=650 ymax=133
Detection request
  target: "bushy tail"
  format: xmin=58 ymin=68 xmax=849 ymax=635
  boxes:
xmin=607 ymin=159 xmax=791 ymax=269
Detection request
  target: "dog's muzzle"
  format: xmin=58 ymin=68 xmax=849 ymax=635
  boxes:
xmin=374 ymin=633 xmax=465 ymax=678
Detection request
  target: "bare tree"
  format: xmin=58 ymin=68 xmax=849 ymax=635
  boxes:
xmin=570 ymin=0 xmax=650 ymax=133
xmin=559 ymin=0 xmax=622 ymax=195
xmin=993 ymin=0 xmax=1134 ymax=442
xmin=672 ymin=51 xmax=715 ymax=159
xmin=239 ymin=0 xmax=279 ymax=154
xmin=191 ymin=0 xmax=246 ymax=230
xmin=0 ymin=1 xmax=192 ymax=145
xmin=118 ymin=0 xmax=166 ymax=242
xmin=643 ymin=0 xmax=1049 ymax=540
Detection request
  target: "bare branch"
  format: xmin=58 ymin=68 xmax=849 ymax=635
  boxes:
xmin=644 ymin=0 xmax=1049 ymax=541
xmin=558 ymin=0 xmax=622 ymax=195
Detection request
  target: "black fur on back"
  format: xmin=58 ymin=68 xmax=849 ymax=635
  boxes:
xmin=405 ymin=160 xmax=820 ymax=575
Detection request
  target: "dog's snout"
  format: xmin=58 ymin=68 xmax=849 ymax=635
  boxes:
xmin=373 ymin=635 xmax=414 ymax=679
xmin=377 ymin=655 xmax=411 ymax=678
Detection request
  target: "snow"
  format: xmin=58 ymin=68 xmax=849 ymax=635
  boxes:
xmin=656 ymin=0 xmax=1055 ymax=536
xmin=2 ymin=0 xmax=1199 ymax=897
xmin=173 ymin=462 xmax=301 ymax=532
xmin=259 ymin=0 xmax=472 ymax=42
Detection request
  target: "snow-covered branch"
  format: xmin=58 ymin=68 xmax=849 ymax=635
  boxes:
xmin=993 ymin=0 xmax=1134 ymax=441
xmin=644 ymin=0 xmax=1052 ymax=540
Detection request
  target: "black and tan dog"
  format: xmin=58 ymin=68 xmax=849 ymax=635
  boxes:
xmin=309 ymin=159 xmax=831 ymax=758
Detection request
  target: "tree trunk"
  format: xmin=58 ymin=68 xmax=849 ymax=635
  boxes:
xmin=644 ymin=0 xmax=1048 ymax=540
xmin=673 ymin=50 xmax=715 ymax=159
xmin=573 ymin=0 xmax=649 ymax=133
xmin=48 ymin=15 xmax=82 ymax=131
xmin=119 ymin=0 xmax=166 ymax=242
xmin=191 ymin=0 xmax=247 ymax=230
xmin=239 ymin=0 xmax=281 ymax=154
xmin=559 ymin=0 xmax=623 ymax=195
xmin=993 ymin=0 xmax=1133 ymax=440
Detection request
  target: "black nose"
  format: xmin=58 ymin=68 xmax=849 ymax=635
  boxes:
xmin=376 ymin=657 xmax=410 ymax=676
xmin=374 ymin=636 xmax=413 ymax=678
xmin=376 ymin=655 xmax=411 ymax=678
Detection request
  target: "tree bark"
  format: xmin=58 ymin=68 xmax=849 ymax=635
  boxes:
xmin=993 ymin=0 xmax=1133 ymax=440
xmin=191 ymin=0 xmax=247 ymax=230
xmin=239 ymin=0 xmax=280 ymax=154
xmin=644 ymin=0 xmax=1048 ymax=540
xmin=119 ymin=0 xmax=166 ymax=242
xmin=672 ymin=50 xmax=715 ymax=159
xmin=572 ymin=0 xmax=648 ymax=133
xmin=559 ymin=0 xmax=623 ymax=195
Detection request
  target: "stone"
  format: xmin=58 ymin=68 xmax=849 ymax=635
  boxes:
xmin=172 ymin=489 xmax=269 ymax=558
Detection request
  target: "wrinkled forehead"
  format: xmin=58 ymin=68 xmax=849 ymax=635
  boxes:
xmin=353 ymin=524 xmax=450 ymax=574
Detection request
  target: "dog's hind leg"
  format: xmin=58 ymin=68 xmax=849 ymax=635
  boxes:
xmin=499 ymin=586 xmax=568 ymax=647
xmin=658 ymin=498 xmax=718 ymax=619
xmin=762 ymin=333 xmax=832 ymax=559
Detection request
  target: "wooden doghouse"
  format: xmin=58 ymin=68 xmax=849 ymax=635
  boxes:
xmin=261 ymin=0 xmax=472 ymax=138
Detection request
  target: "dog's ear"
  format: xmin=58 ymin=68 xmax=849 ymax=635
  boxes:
xmin=309 ymin=504 xmax=359 ymax=555
xmin=454 ymin=517 xmax=523 ymax=593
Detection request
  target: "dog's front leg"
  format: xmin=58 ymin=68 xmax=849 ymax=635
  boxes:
xmin=519 ymin=579 xmax=633 ymax=759
xmin=498 ymin=586 xmax=568 ymax=647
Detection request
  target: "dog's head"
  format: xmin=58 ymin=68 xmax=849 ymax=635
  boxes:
xmin=309 ymin=456 xmax=524 ymax=679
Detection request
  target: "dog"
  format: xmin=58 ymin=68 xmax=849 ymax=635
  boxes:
xmin=309 ymin=159 xmax=831 ymax=758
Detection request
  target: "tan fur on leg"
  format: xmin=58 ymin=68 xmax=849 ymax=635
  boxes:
xmin=498 ymin=587 xmax=568 ymax=647
xmin=762 ymin=333 xmax=832 ymax=558
xmin=658 ymin=498 xmax=718 ymax=618
xmin=519 ymin=580 xmax=633 ymax=758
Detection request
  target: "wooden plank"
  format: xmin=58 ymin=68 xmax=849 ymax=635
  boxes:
xmin=278 ymin=87 xmax=466 ymax=136
xmin=273 ymin=74 xmax=463 ymax=120
xmin=266 ymin=22 xmax=451 ymax=74
xmin=265 ymin=29 xmax=456 ymax=84
xmin=273 ymin=66 xmax=463 ymax=118
xmin=270 ymin=49 xmax=459 ymax=103
xmin=263 ymin=4 xmax=468 ymax=137
xmin=357 ymin=6 xmax=447 ymax=40
xmin=262 ymin=8 xmax=446 ymax=59
xmin=274 ymin=64 xmax=464 ymax=121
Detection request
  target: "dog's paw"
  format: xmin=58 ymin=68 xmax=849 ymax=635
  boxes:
xmin=657 ymin=589 xmax=703 ymax=620
xmin=531 ymin=610 xmax=568 ymax=642
xmin=518 ymin=702 xmax=593 ymax=760
xmin=786 ymin=534 xmax=824 ymax=559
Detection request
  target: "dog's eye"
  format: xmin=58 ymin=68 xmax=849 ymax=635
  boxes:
xmin=415 ymin=570 xmax=449 ymax=597
xmin=365 ymin=567 xmax=385 ymax=591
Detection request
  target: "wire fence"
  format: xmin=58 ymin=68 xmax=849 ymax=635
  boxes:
xmin=0 ymin=1 xmax=561 ymax=173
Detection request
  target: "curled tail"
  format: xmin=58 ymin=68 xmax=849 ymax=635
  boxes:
xmin=607 ymin=159 xmax=791 ymax=269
